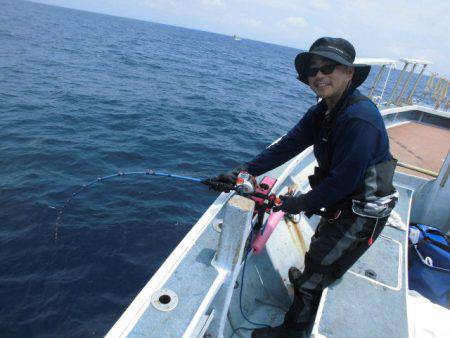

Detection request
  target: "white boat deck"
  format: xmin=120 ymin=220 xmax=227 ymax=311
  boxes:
xmin=107 ymin=105 xmax=449 ymax=338
xmin=311 ymin=183 xmax=412 ymax=338
xmin=109 ymin=167 xmax=416 ymax=338
xmin=223 ymin=177 xmax=414 ymax=338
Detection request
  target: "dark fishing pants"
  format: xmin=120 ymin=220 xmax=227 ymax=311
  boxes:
xmin=284 ymin=211 xmax=388 ymax=330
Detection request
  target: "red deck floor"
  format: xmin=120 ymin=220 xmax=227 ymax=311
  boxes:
xmin=388 ymin=122 xmax=450 ymax=178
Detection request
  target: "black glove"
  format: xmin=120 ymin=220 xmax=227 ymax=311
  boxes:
xmin=201 ymin=177 xmax=234 ymax=192
xmin=273 ymin=194 xmax=308 ymax=214
xmin=202 ymin=165 xmax=248 ymax=193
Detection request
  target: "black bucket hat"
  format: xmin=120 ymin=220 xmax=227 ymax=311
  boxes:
xmin=295 ymin=37 xmax=371 ymax=89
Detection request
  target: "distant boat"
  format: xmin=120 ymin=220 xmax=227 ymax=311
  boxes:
xmin=233 ymin=34 xmax=241 ymax=41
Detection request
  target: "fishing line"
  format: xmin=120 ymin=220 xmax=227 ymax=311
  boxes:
xmin=237 ymin=231 xmax=271 ymax=330
xmin=51 ymin=169 xmax=274 ymax=242
xmin=51 ymin=169 xmax=205 ymax=241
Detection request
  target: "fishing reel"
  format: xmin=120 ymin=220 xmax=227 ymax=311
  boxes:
xmin=230 ymin=172 xmax=283 ymax=230
xmin=201 ymin=171 xmax=283 ymax=226
xmin=235 ymin=171 xmax=257 ymax=194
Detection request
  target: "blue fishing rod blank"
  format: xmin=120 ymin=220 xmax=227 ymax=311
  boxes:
xmin=51 ymin=169 xmax=207 ymax=241
xmin=53 ymin=169 xmax=205 ymax=211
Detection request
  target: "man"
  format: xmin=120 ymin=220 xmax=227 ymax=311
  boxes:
xmin=207 ymin=37 xmax=397 ymax=337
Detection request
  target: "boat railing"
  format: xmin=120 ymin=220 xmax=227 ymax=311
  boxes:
xmin=355 ymin=57 xmax=448 ymax=112
xmin=356 ymin=58 xmax=397 ymax=105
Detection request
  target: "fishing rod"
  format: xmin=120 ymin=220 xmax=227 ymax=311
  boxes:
xmin=51 ymin=169 xmax=280 ymax=241
xmin=53 ymin=169 xmax=275 ymax=212
xmin=52 ymin=169 xmax=202 ymax=210
xmin=51 ymin=169 xmax=206 ymax=240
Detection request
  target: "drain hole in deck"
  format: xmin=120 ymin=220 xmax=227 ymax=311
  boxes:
xmin=151 ymin=289 xmax=178 ymax=311
xmin=159 ymin=294 xmax=171 ymax=304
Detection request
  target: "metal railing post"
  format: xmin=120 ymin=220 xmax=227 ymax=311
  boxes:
xmin=379 ymin=63 xmax=395 ymax=105
xmin=396 ymin=63 xmax=417 ymax=105
xmin=407 ymin=64 xmax=428 ymax=104
xmin=368 ymin=65 xmax=386 ymax=99
xmin=435 ymin=80 xmax=448 ymax=109
xmin=423 ymin=72 xmax=436 ymax=96
xmin=388 ymin=62 xmax=408 ymax=105
xmin=432 ymin=78 xmax=444 ymax=100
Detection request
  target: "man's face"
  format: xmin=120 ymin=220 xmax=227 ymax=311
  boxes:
xmin=308 ymin=55 xmax=354 ymax=100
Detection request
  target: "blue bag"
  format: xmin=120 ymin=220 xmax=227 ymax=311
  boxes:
xmin=408 ymin=223 xmax=450 ymax=308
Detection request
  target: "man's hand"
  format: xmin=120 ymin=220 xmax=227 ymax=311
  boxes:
xmin=201 ymin=176 xmax=235 ymax=192
xmin=273 ymin=194 xmax=308 ymax=214
xmin=202 ymin=165 xmax=249 ymax=193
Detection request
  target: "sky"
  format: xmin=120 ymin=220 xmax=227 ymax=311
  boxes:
xmin=33 ymin=0 xmax=449 ymax=75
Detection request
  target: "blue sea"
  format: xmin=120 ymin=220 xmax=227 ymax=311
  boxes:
xmin=0 ymin=0 xmax=433 ymax=337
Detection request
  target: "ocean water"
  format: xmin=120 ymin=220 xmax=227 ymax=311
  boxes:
xmin=0 ymin=1 xmax=433 ymax=337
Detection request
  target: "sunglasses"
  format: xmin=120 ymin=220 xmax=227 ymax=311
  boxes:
xmin=306 ymin=63 xmax=339 ymax=77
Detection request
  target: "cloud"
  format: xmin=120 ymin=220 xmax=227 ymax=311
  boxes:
xmin=242 ymin=0 xmax=303 ymax=11
xmin=310 ymin=0 xmax=330 ymax=10
xmin=200 ymin=0 xmax=224 ymax=6
xmin=244 ymin=18 xmax=263 ymax=27
xmin=283 ymin=16 xmax=308 ymax=28
xmin=146 ymin=0 xmax=178 ymax=10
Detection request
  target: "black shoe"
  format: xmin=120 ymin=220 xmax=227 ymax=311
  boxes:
xmin=251 ymin=325 xmax=302 ymax=338
xmin=288 ymin=267 xmax=302 ymax=284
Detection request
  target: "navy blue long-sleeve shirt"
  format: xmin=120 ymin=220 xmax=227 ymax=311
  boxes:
xmin=245 ymin=90 xmax=391 ymax=210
